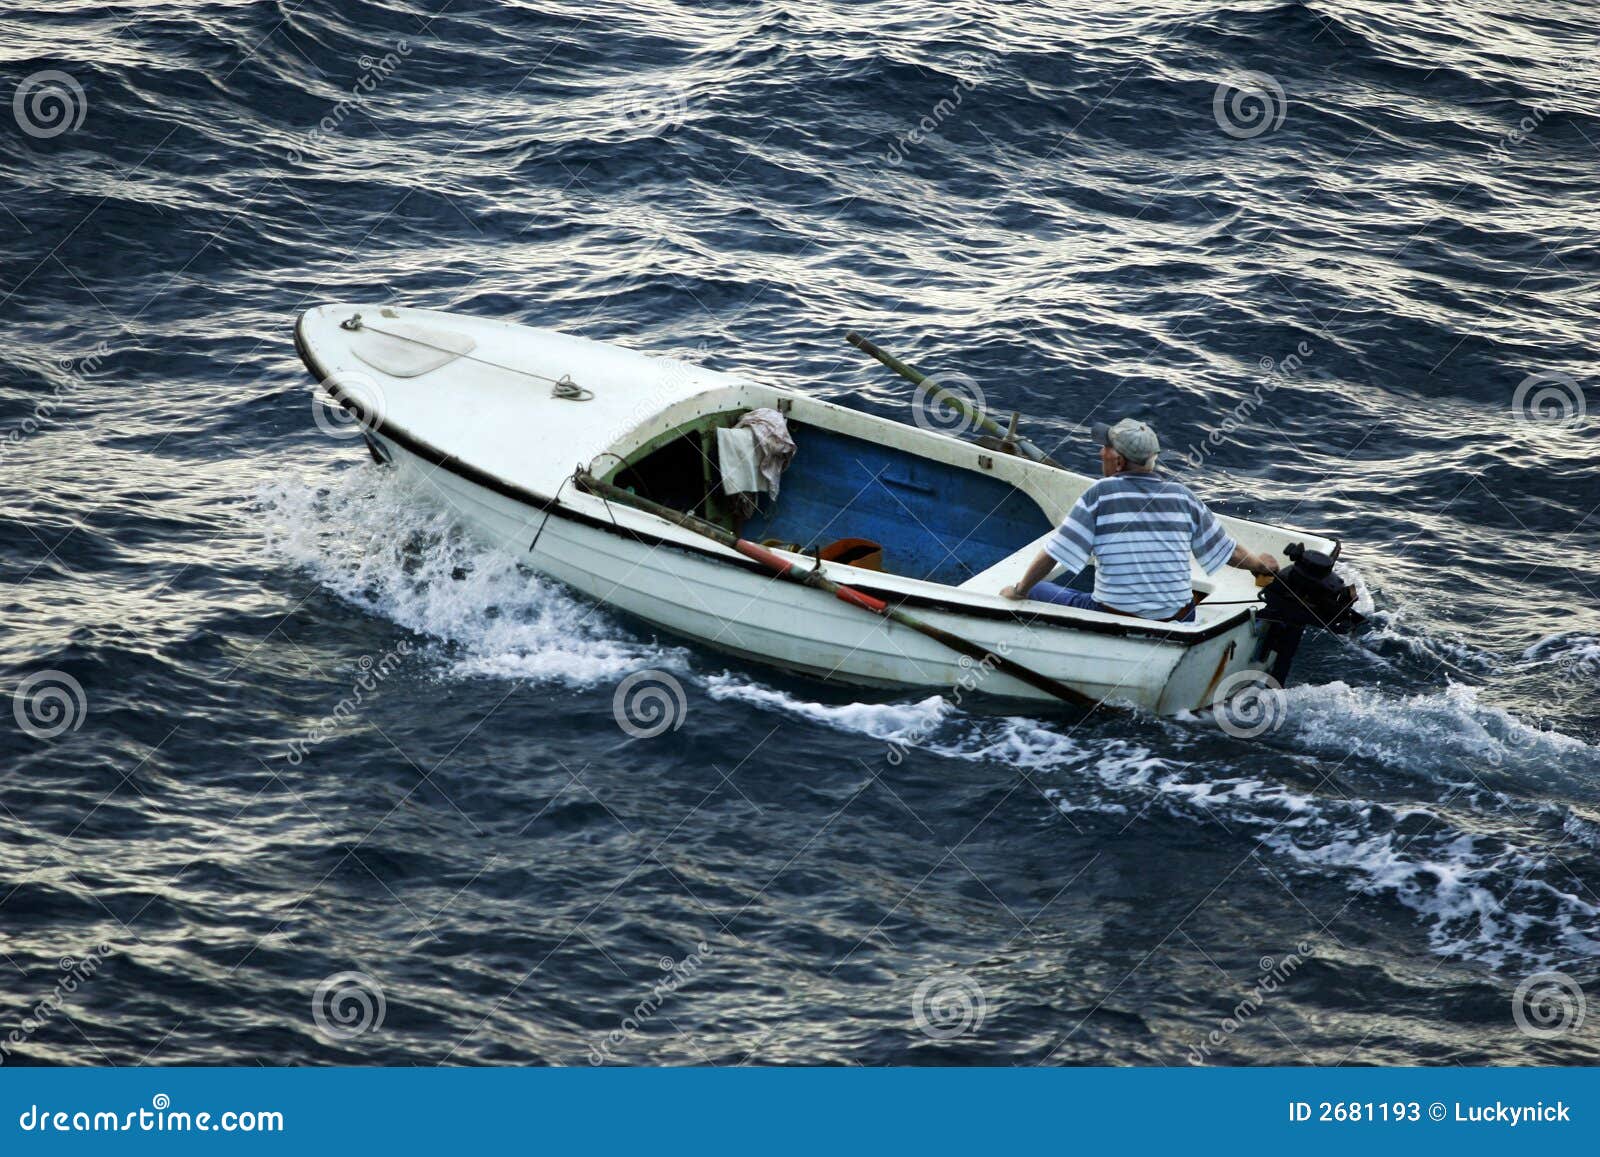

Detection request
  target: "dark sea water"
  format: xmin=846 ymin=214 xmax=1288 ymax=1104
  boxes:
xmin=2 ymin=0 xmax=1598 ymax=1066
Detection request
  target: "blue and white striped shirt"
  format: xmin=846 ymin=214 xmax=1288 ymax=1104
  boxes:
xmin=1043 ymin=471 xmax=1237 ymax=618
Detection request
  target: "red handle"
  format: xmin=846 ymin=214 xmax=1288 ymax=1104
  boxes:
xmin=735 ymin=539 xmax=886 ymax=613
xmin=833 ymin=586 xmax=887 ymax=613
xmin=734 ymin=539 xmax=795 ymax=575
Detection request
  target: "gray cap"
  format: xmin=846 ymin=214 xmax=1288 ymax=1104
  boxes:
xmin=1090 ymin=418 xmax=1160 ymax=464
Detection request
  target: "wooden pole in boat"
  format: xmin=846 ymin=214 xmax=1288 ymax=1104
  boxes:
xmin=844 ymin=332 xmax=1064 ymax=468
xmin=573 ymin=471 xmax=1101 ymax=709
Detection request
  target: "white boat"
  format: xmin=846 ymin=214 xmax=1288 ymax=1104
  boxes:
xmin=294 ymin=303 xmax=1352 ymax=713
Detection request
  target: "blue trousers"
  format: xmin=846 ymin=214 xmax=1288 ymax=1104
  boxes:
xmin=1029 ymin=581 xmax=1196 ymax=623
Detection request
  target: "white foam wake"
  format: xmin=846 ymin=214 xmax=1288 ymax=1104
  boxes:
xmin=1522 ymin=633 xmax=1600 ymax=680
xmin=1355 ymin=608 xmax=1502 ymax=674
xmin=255 ymin=463 xmax=684 ymax=684
xmin=1270 ymin=680 xmax=1592 ymax=780
xmin=1336 ymin=561 xmax=1375 ymax=619
xmin=704 ymin=674 xmax=953 ymax=740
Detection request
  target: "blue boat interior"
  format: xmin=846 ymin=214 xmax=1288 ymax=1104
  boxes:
xmin=742 ymin=425 xmax=1052 ymax=585
xmin=609 ymin=416 xmax=1054 ymax=587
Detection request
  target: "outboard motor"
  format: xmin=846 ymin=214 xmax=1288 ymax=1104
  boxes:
xmin=1253 ymin=542 xmax=1365 ymax=685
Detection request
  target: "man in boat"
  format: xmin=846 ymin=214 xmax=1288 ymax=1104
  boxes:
xmin=1000 ymin=418 xmax=1279 ymax=622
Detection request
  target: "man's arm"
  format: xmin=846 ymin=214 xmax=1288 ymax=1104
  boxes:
xmin=1228 ymin=542 xmax=1280 ymax=576
xmin=1002 ymin=490 xmax=1095 ymax=599
xmin=1190 ymin=490 xmax=1278 ymax=577
xmin=1000 ymin=551 xmax=1062 ymax=600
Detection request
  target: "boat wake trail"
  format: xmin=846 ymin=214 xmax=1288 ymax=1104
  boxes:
xmin=256 ymin=464 xmax=686 ymax=684
xmin=709 ymin=674 xmax=1600 ymax=975
xmin=1522 ymin=633 xmax=1600 ymax=679
xmin=1266 ymin=681 xmax=1594 ymax=788
xmin=1353 ymin=609 xmax=1504 ymax=675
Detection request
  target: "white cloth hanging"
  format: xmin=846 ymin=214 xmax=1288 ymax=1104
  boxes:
xmin=717 ymin=426 xmax=763 ymax=495
xmin=717 ymin=408 xmax=795 ymax=498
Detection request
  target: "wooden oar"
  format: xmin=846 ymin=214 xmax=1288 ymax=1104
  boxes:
xmin=573 ymin=471 xmax=1100 ymax=708
xmin=844 ymin=331 xmax=1064 ymax=468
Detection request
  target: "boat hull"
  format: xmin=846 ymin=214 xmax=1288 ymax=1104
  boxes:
xmin=370 ymin=431 xmax=1271 ymax=712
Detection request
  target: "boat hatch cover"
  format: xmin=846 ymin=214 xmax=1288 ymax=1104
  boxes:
xmin=350 ymin=322 xmax=477 ymax=378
